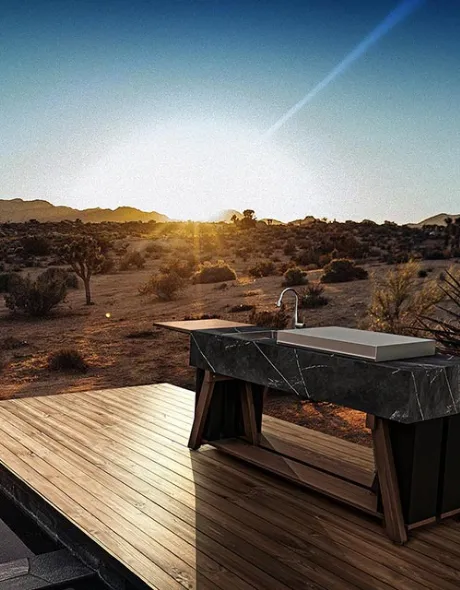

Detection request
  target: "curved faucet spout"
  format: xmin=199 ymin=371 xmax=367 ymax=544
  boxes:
xmin=276 ymin=288 xmax=304 ymax=329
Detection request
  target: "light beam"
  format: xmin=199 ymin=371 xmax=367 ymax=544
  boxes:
xmin=262 ymin=0 xmax=425 ymax=139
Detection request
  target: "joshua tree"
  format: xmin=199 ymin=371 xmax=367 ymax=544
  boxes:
xmin=61 ymin=236 xmax=103 ymax=305
xmin=240 ymin=209 xmax=257 ymax=229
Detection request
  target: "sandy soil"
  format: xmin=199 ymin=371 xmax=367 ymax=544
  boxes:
xmin=0 ymin=246 xmax=454 ymax=445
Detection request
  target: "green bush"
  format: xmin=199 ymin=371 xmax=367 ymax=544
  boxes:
xmin=139 ymin=271 xmax=185 ymax=300
xmin=321 ymin=259 xmax=368 ymax=283
xmin=48 ymin=349 xmax=88 ymax=373
xmin=249 ymin=260 xmax=276 ymax=278
xmin=4 ymin=268 xmax=68 ymax=316
xmin=192 ymin=261 xmax=237 ymax=284
xmin=282 ymin=266 xmax=308 ymax=287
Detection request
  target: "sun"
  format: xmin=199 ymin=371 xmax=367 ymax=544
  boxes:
xmin=69 ymin=118 xmax=320 ymax=221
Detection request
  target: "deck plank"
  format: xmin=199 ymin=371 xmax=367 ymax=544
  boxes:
xmin=0 ymin=384 xmax=459 ymax=590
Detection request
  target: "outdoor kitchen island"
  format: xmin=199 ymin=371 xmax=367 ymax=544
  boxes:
xmin=157 ymin=319 xmax=460 ymax=544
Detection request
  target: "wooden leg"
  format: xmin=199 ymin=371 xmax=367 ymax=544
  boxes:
xmin=188 ymin=371 xmax=216 ymax=450
xmin=241 ymin=382 xmax=259 ymax=445
xmin=367 ymin=414 xmax=407 ymax=544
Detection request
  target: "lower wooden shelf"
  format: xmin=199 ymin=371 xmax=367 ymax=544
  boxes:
xmin=210 ymin=437 xmax=381 ymax=518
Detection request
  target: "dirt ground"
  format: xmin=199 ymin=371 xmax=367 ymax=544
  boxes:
xmin=0 ymin=245 xmax=454 ymax=446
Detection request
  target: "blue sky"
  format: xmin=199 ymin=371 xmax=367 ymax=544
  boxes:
xmin=1 ymin=0 xmax=459 ymax=222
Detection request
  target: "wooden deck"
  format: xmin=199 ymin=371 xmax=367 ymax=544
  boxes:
xmin=1 ymin=385 xmax=460 ymax=589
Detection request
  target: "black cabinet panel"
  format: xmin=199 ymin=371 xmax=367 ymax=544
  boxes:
xmin=389 ymin=419 xmax=443 ymax=524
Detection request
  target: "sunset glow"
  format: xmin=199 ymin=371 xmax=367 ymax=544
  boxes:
xmin=68 ymin=120 xmax=321 ymax=221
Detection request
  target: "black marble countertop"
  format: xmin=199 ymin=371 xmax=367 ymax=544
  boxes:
xmin=189 ymin=325 xmax=460 ymax=424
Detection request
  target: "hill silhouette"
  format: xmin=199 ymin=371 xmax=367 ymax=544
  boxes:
xmin=0 ymin=198 xmax=169 ymax=223
xmin=411 ymin=213 xmax=460 ymax=227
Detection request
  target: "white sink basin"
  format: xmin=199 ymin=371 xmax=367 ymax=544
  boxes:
xmin=276 ymin=326 xmax=436 ymax=362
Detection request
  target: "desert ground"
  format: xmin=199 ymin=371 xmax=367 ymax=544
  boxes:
xmin=1 ymin=235 xmax=456 ymax=447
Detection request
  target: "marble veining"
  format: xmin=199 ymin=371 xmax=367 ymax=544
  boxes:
xmin=189 ymin=326 xmax=460 ymax=424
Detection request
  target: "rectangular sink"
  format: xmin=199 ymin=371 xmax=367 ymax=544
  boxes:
xmin=276 ymin=326 xmax=436 ymax=362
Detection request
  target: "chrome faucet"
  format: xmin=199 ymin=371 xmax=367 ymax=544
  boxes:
xmin=276 ymin=288 xmax=305 ymax=329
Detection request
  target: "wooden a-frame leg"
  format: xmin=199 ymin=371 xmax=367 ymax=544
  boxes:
xmin=188 ymin=371 xmax=216 ymax=450
xmin=241 ymin=382 xmax=259 ymax=445
xmin=367 ymin=414 xmax=407 ymax=544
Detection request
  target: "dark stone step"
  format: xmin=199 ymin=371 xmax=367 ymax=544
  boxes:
xmin=0 ymin=519 xmax=34 ymax=564
xmin=0 ymin=549 xmax=94 ymax=589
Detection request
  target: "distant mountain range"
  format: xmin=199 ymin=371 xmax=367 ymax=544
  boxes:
xmin=0 ymin=198 xmax=169 ymax=223
xmin=2 ymin=198 xmax=458 ymax=228
xmin=411 ymin=213 xmax=460 ymax=227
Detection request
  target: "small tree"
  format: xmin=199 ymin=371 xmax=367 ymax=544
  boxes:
xmin=61 ymin=236 xmax=103 ymax=305
xmin=240 ymin=209 xmax=257 ymax=229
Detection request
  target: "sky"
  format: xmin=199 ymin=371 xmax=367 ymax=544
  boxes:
xmin=1 ymin=0 xmax=459 ymax=223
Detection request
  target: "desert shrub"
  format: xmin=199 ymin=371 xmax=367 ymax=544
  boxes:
xmin=321 ymin=259 xmax=368 ymax=283
xmin=160 ymin=257 xmax=197 ymax=279
xmin=4 ymin=268 xmax=68 ymax=316
xmin=249 ymin=307 xmax=289 ymax=329
xmin=299 ymin=282 xmax=329 ymax=308
xmin=242 ymin=290 xmax=259 ymax=297
xmin=0 ymin=272 xmax=13 ymax=293
xmin=294 ymin=248 xmax=319 ymax=267
xmin=214 ymin=282 xmax=228 ymax=291
xmin=283 ymin=238 xmax=296 ymax=255
xmin=145 ymin=241 xmax=165 ymax=257
xmin=126 ymin=330 xmax=158 ymax=339
xmin=65 ymin=273 xmax=79 ymax=288
xmin=192 ymin=261 xmax=237 ymax=284
xmin=249 ymin=260 xmax=276 ymax=278
xmin=183 ymin=313 xmax=221 ymax=320
xmin=229 ymin=304 xmax=255 ymax=313
xmin=423 ymin=249 xmax=448 ymax=261
xmin=235 ymin=247 xmax=250 ymax=260
xmin=421 ymin=269 xmax=460 ymax=351
xmin=120 ymin=251 xmax=145 ymax=270
xmin=98 ymin=256 xmax=116 ymax=274
xmin=2 ymin=336 xmax=28 ymax=350
xmin=138 ymin=271 xmax=184 ymax=300
xmin=20 ymin=235 xmax=51 ymax=257
xmin=38 ymin=267 xmax=79 ymax=289
xmin=364 ymin=261 xmax=443 ymax=336
xmin=48 ymin=349 xmax=88 ymax=373
xmin=282 ymin=266 xmax=308 ymax=287
xmin=418 ymin=269 xmax=428 ymax=278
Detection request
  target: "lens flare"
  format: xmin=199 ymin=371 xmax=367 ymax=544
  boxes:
xmin=262 ymin=0 xmax=425 ymax=140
